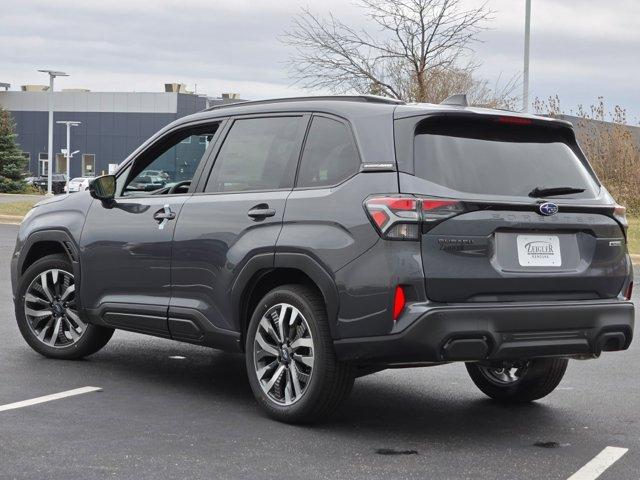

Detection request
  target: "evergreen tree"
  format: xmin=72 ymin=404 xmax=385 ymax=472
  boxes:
xmin=0 ymin=108 xmax=27 ymax=193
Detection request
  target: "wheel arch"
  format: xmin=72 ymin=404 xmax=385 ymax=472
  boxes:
xmin=19 ymin=230 xmax=80 ymax=278
xmin=232 ymin=252 xmax=339 ymax=351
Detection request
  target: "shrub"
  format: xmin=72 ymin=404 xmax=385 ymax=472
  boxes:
xmin=533 ymin=96 xmax=640 ymax=214
xmin=0 ymin=108 xmax=28 ymax=193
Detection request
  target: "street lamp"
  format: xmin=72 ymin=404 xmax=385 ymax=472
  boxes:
xmin=38 ymin=69 xmax=68 ymax=195
xmin=523 ymin=0 xmax=532 ymax=112
xmin=56 ymin=121 xmax=81 ymax=191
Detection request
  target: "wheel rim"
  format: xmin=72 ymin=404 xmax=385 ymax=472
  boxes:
xmin=253 ymin=302 xmax=314 ymax=406
xmin=24 ymin=268 xmax=85 ymax=348
xmin=477 ymin=361 xmax=530 ymax=386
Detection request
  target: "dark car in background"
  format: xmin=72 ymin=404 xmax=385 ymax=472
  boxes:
xmin=11 ymin=95 xmax=635 ymax=423
xmin=32 ymin=174 xmax=67 ymax=194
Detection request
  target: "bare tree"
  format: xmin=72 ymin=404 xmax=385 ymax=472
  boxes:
xmin=283 ymin=0 xmax=517 ymax=106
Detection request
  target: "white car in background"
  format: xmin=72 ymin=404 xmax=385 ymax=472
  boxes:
xmin=66 ymin=177 xmax=95 ymax=193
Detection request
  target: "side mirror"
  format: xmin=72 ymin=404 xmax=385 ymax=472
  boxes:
xmin=89 ymin=175 xmax=116 ymax=201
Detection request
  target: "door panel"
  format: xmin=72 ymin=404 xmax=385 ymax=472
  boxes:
xmin=80 ymin=196 xmax=186 ymax=334
xmin=170 ymin=192 xmax=287 ymax=333
xmin=79 ymin=121 xmax=222 ymax=334
xmin=169 ymin=114 xmax=308 ymax=337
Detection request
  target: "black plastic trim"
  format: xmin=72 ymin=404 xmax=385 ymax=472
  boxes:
xmin=274 ymin=252 xmax=340 ymax=338
xmin=334 ymin=299 xmax=635 ymax=364
xmin=168 ymin=305 xmax=241 ymax=351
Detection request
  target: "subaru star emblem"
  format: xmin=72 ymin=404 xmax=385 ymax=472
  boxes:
xmin=539 ymin=202 xmax=559 ymax=216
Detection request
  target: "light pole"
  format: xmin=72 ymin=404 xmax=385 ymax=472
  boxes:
xmin=56 ymin=121 xmax=81 ymax=191
xmin=37 ymin=69 xmax=68 ymax=195
xmin=523 ymin=0 xmax=532 ymax=112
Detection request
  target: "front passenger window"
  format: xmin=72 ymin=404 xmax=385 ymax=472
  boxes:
xmin=122 ymin=125 xmax=218 ymax=196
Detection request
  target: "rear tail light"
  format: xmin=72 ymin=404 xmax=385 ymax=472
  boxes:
xmin=364 ymin=195 xmax=464 ymax=240
xmin=624 ymin=281 xmax=633 ymax=300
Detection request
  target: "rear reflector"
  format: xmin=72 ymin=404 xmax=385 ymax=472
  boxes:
xmin=364 ymin=195 xmax=464 ymax=240
xmin=392 ymin=286 xmax=406 ymax=320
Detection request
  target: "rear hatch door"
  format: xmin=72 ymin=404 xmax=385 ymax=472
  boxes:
xmin=396 ymin=113 xmax=628 ymax=303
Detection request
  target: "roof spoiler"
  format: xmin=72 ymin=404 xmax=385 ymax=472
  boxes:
xmin=440 ymin=94 xmax=469 ymax=107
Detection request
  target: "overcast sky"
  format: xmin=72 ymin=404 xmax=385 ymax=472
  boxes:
xmin=1 ymin=0 xmax=638 ymax=122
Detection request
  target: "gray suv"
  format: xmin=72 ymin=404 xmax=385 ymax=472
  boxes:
xmin=11 ymin=96 xmax=635 ymax=423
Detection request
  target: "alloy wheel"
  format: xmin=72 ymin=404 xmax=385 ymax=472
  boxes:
xmin=477 ymin=361 xmax=530 ymax=385
xmin=253 ymin=303 xmax=314 ymax=406
xmin=24 ymin=268 xmax=85 ymax=348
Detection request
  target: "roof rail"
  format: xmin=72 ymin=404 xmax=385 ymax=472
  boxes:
xmin=440 ymin=94 xmax=469 ymax=107
xmin=205 ymin=95 xmax=405 ymax=111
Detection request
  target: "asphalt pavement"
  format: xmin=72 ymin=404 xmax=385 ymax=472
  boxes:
xmin=0 ymin=223 xmax=637 ymax=480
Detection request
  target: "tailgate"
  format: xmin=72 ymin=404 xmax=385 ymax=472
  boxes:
xmin=422 ymin=209 xmax=628 ymax=302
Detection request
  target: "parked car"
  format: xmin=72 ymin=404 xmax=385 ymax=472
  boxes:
xmin=32 ymin=174 xmax=67 ymax=194
xmin=140 ymin=169 xmax=170 ymax=181
xmin=11 ymin=96 xmax=635 ymax=423
xmin=66 ymin=177 xmax=95 ymax=193
xmin=129 ymin=174 xmax=166 ymax=192
xmin=22 ymin=174 xmax=36 ymax=185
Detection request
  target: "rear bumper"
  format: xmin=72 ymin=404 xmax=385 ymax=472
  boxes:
xmin=334 ymin=300 xmax=635 ymax=364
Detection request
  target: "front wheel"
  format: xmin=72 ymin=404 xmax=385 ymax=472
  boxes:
xmin=15 ymin=253 xmax=114 ymax=360
xmin=245 ymin=285 xmax=354 ymax=423
xmin=466 ymin=358 xmax=568 ymax=403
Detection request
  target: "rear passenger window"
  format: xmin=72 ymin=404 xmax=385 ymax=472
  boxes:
xmin=297 ymin=116 xmax=360 ymax=188
xmin=206 ymin=117 xmax=304 ymax=193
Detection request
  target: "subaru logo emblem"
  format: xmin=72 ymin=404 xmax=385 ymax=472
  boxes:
xmin=538 ymin=202 xmax=558 ymax=216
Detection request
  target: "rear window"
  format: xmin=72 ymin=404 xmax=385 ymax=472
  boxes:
xmin=413 ymin=117 xmax=599 ymax=199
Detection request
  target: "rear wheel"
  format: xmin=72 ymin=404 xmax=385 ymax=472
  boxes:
xmin=245 ymin=284 xmax=354 ymax=423
xmin=465 ymin=358 xmax=568 ymax=403
xmin=15 ymin=253 xmax=114 ymax=360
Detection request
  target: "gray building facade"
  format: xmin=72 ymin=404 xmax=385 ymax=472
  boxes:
xmin=0 ymin=90 xmax=236 ymax=178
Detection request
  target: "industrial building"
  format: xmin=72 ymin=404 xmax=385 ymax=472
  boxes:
xmin=0 ymin=83 xmax=241 ymax=178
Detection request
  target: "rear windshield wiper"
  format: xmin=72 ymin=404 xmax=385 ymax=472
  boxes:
xmin=528 ymin=186 xmax=586 ymax=198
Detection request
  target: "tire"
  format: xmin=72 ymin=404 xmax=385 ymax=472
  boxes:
xmin=466 ymin=358 xmax=568 ymax=403
xmin=15 ymin=253 xmax=114 ymax=360
xmin=245 ymin=284 xmax=354 ymax=424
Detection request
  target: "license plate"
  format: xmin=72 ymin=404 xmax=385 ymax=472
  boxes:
xmin=516 ymin=235 xmax=562 ymax=267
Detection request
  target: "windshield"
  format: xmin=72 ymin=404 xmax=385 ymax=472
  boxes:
xmin=413 ymin=117 xmax=599 ymax=199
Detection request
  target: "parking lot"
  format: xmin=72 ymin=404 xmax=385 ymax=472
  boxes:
xmin=0 ymin=223 xmax=637 ymax=480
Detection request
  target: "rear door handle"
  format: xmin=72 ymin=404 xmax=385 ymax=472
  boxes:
xmin=154 ymin=204 xmax=176 ymax=229
xmin=248 ymin=204 xmax=276 ymax=220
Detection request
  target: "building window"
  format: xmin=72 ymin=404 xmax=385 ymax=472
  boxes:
xmin=82 ymin=154 xmax=96 ymax=177
xmin=38 ymin=153 xmax=49 ymax=176
xmin=56 ymin=153 xmax=67 ymax=175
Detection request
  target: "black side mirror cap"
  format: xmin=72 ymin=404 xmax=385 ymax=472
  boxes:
xmin=89 ymin=175 xmax=116 ymax=201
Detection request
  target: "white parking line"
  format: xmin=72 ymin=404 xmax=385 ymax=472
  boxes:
xmin=0 ymin=386 xmax=101 ymax=412
xmin=567 ymin=446 xmax=629 ymax=480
